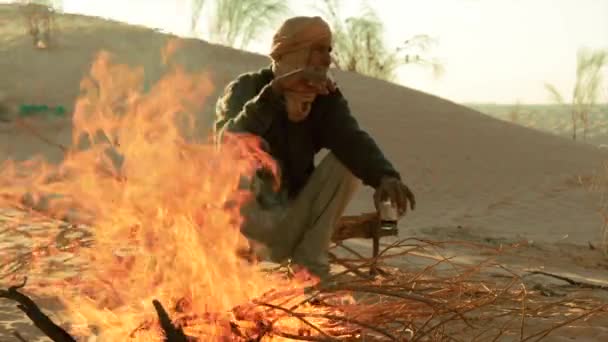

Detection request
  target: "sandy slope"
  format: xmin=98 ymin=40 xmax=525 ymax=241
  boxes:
xmin=1 ymin=4 xmax=608 ymax=341
xmin=4 ymin=5 xmax=608 ymax=244
xmin=1 ymin=4 xmax=606 ymax=245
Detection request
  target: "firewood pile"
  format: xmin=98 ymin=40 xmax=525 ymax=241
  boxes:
xmin=2 ymin=224 xmax=607 ymax=341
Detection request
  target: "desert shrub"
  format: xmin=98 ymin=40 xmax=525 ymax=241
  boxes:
xmin=317 ymin=0 xmax=443 ymax=82
xmin=190 ymin=0 xmax=289 ymax=49
xmin=545 ymin=48 xmax=608 ymax=141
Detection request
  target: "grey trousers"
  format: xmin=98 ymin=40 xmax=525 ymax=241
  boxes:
xmin=241 ymin=153 xmax=359 ymax=278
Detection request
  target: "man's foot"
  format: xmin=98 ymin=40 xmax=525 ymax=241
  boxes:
xmin=236 ymin=240 xmax=271 ymax=264
xmin=287 ymin=262 xmax=330 ymax=283
xmin=236 ymin=246 xmax=261 ymax=264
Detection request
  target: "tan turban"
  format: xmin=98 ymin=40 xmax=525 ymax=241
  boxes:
xmin=270 ymin=16 xmax=332 ymax=61
xmin=269 ymin=16 xmax=333 ymax=122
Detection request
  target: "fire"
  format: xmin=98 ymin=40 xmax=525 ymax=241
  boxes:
xmin=0 ymin=47 xmax=324 ymax=340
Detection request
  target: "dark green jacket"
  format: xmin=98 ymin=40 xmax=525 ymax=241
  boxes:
xmin=214 ymin=66 xmax=400 ymax=199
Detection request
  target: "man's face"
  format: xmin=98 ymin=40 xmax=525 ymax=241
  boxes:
xmin=307 ymin=39 xmax=332 ymax=72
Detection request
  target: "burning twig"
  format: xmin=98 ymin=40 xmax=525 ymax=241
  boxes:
xmin=255 ymin=302 xmax=337 ymax=340
xmin=297 ymin=312 xmax=398 ymax=341
xmin=271 ymin=331 xmax=334 ymax=341
xmin=0 ymin=277 xmax=76 ymax=342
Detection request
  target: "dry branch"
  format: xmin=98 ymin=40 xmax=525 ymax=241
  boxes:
xmin=14 ymin=118 xmax=68 ymax=152
xmin=3 ymin=236 xmax=607 ymax=341
xmin=0 ymin=277 xmax=76 ymax=342
xmin=0 ymin=278 xmax=199 ymax=342
xmin=520 ymin=304 xmax=608 ymax=342
xmin=525 ymin=270 xmax=608 ymax=291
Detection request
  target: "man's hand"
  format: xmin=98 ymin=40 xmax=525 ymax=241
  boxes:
xmin=373 ymin=176 xmax=416 ymax=217
xmin=271 ymin=67 xmax=335 ymax=95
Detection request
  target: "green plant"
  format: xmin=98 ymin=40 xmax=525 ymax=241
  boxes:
xmin=190 ymin=0 xmax=206 ymax=35
xmin=318 ymin=0 xmax=443 ymax=82
xmin=508 ymin=101 xmax=523 ymax=124
xmin=545 ymin=48 xmax=608 ymax=141
xmin=208 ymin=0 xmax=289 ymax=49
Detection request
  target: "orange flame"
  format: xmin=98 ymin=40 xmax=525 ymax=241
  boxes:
xmin=0 ymin=48 xmax=323 ymax=340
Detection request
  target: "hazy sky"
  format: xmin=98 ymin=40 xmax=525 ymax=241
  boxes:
xmin=13 ymin=0 xmax=608 ymax=104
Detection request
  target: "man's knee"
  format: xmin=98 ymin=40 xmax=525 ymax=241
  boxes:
xmin=319 ymin=152 xmax=360 ymax=190
xmin=320 ymin=152 xmax=343 ymax=170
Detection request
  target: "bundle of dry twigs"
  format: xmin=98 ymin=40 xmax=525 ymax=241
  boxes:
xmin=2 ymin=235 xmax=607 ymax=341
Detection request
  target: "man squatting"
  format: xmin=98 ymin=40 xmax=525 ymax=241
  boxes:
xmin=214 ymin=16 xmax=416 ymax=280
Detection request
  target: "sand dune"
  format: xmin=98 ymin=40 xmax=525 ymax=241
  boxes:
xmin=1 ymin=4 xmax=606 ymax=246
xmin=1 ymin=4 xmax=608 ymax=340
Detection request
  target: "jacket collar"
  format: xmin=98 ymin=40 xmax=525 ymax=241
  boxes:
xmin=260 ymin=65 xmax=275 ymax=85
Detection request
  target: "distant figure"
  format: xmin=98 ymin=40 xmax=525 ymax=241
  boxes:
xmin=214 ymin=16 xmax=415 ymax=280
xmin=20 ymin=1 xmax=55 ymax=49
xmin=0 ymin=90 xmax=10 ymax=122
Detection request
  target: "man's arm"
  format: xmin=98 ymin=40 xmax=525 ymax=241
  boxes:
xmin=318 ymin=90 xmax=401 ymax=188
xmin=214 ymin=74 xmax=284 ymax=139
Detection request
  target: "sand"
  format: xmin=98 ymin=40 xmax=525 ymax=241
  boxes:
xmin=1 ymin=3 xmax=607 ymax=341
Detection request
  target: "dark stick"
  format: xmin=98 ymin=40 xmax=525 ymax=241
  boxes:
xmin=370 ymin=226 xmax=380 ymax=276
xmin=14 ymin=118 xmax=68 ymax=153
xmin=0 ymin=277 xmax=76 ymax=342
xmin=525 ymin=271 xmax=608 ymax=291
xmin=152 ymin=299 xmax=192 ymax=342
xmin=13 ymin=331 xmax=28 ymax=342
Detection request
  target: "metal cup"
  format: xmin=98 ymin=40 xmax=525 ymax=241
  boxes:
xmin=379 ymin=199 xmax=398 ymax=230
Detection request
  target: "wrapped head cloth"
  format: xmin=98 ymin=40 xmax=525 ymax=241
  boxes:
xmin=270 ymin=16 xmax=332 ymax=61
xmin=269 ymin=16 xmax=334 ymax=121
